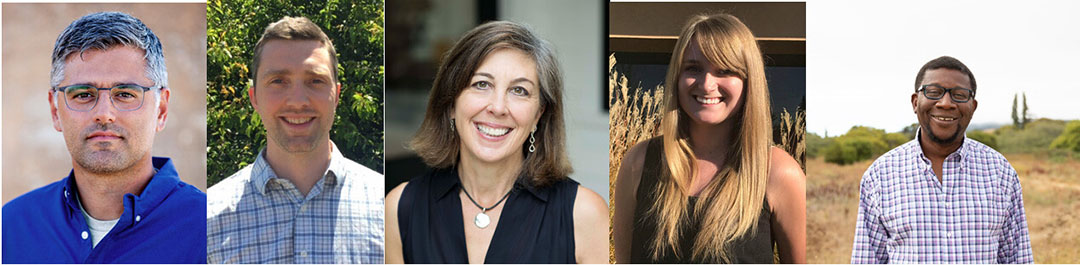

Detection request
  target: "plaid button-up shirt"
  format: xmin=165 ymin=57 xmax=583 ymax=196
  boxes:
xmin=207 ymin=142 xmax=384 ymax=264
xmin=851 ymin=134 xmax=1033 ymax=264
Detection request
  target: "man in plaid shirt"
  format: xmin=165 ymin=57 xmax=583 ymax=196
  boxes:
xmin=851 ymin=56 xmax=1033 ymax=264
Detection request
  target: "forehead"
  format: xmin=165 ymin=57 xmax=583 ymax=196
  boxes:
xmin=61 ymin=45 xmax=150 ymax=86
xmin=256 ymin=40 xmax=333 ymax=76
xmin=681 ymin=39 xmax=706 ymax=60
xmin=474 ymin=48 xmax=538 ymax=80
xmin=920 ymin=68 xmax=971 ymax=88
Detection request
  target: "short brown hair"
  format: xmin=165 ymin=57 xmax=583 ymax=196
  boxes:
xmin=251 ymin=16 xmax=338 ymax=82
xmin=410 ymin=21 xmax=572 ymax=188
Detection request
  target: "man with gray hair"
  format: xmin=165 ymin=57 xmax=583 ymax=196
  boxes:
xmin=206 ymin=16 xmax=384 ymax=264
xmin=2 ymin=12 xmax=206 ymax=263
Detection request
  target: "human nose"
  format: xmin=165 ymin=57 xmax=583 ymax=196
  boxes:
xmin=90 ymin=90 xmax=117 ymax=124
xmin=703 ymin=72 xmax=723 ymax=93
xmin=485 ymin=88 xmax=508 ymax=116
xmin=283 ymin=81 xmax=311 ymax=109
xmin=934 ymin=92 xmax=957 ymax=109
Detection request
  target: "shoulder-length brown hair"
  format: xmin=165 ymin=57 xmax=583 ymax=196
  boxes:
xmin=410 ymin=21 xmax=572 ymax=188
xmin=649 ymin=13 xmax=773 ymax=262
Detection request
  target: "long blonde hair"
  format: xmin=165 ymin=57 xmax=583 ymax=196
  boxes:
xmin=649 ymin=13 xmax=773 ymax=262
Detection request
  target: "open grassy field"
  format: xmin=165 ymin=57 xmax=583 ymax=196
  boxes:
xmin=807 ymin=153 xmax=1080 ymax=263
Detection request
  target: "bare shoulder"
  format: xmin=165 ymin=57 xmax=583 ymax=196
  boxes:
xmin=386 ymin=182 xmax=410 ymax=208
xmin=767 ymin=147 xmax=806 ymax=202
xmin=574 ymin=185 xmax=609 ymax=219
xmin=615 ymin=139 xmax=651 ymax=189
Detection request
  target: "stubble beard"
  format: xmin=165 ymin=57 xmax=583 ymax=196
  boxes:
xmin=267 ymin=116 xmax=331 ymax=154
xmin=922 ymin=122 xmax=963 ymax=145
xmin=71 ymin=124 xmax=139 ymax=174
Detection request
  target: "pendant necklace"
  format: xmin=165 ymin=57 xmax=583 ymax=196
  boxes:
xmin=461 ymin=185 xmax=513 ymax=229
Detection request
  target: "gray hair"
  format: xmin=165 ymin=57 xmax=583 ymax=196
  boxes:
xmin=51 ymin=12 xmax=167 ymax=88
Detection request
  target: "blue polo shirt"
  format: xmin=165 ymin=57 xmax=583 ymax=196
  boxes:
xmin=2 ymin=157 xmax=207 ymax=263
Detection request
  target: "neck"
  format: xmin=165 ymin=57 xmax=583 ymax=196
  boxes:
xmin=264 ymin=139 xmax=333 ymax=196
xmin=686 ymin=119 xmax=737 ymax=161
xmin=73 ymin=155 xmax=156 ymax=220
xmin=457 ymin=150 xmax=521 ymax=206
xmin=919 ymin=132 xmax=963 ymax=160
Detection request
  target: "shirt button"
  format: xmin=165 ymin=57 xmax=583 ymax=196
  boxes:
xmin=135 ymin=215 xmax=142 ymax=222
xmin=81 ymin=231 xmax=89 ymax=240
xmin=300 ymin=205 xmax=308 ymax=212
xmin=947 ymin=232 xmax=953 ymax=237
xmin=300 ymin=251 xmax=308 ymax=257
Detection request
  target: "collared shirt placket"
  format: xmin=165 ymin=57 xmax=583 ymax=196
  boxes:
xmin=294 ymin=176 xmax=328 ymax=264
xmin=62 ymin=187 xmax=94 ymax=261
xmin=941 ymin=153 xmax=963 ymax=263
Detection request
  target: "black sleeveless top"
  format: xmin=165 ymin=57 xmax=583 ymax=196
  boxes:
xmin=631 ymin=138 xmax=775 ymax=264
xmin=398 ymin=168 xmax=579 ymax=264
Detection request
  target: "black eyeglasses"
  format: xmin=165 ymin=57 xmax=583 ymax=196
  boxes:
xmin=52 ymin=84 xmax=161 ymax=112
xmin=918 ymin=84 xmax=974 ymax=103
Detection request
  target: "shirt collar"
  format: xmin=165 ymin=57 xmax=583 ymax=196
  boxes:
xmin=430 ymin=167 xmax=549 ymax=203
xmin=62 ymin=157 xmax=181 ymax=225
xmin=251 ymin=141 xmax=346 ymax=195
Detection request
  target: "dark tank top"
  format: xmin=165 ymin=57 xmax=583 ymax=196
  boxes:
xmin=397 ymin=168 xmax=579 ymax=264
xmin=631 ymin=138 xmax=775 ymax=263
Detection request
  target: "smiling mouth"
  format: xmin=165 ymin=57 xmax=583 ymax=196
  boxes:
xmin=476 ymin=123 xmax=511 ymax=137
xmin=931 ymin=115 xmax=957 ymax=122
xmin=282 ymin=117 xmax=315 ymax=125
xmin=694 ymin=96 xmax=722 ymax=105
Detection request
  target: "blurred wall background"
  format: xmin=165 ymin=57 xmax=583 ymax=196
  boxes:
xmin=2 ymin=3 xmax=208 ymax=204
xmin=385 ymin=0 xmax=608 ymax=201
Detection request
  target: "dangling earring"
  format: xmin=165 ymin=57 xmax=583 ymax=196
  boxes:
xmin=450 ymin=118 xmax=456 ymax=132
xmin=528 ymin=129 xmax=537 ymax=153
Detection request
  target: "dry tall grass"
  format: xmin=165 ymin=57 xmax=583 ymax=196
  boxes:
xmin=807 ymin=153 xmax=1080 ymax=263
xmin=779 ymin=107 xmax=807 ymax=170
xmin=608 ymin=54 xmax=665 ymax=263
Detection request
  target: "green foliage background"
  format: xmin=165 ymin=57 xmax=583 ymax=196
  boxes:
xmin=813 ymin=126 xmax=910 ymax=165
xmin=1051 ymin=120 xmax=1080 ymax=153
xmin=206 ymin=0 xmax=384 ymax=187
xmin=808 ymin=118 xmax=1078 ymax=165
xmin=996 ymin=119 xmax=1065 ymax=154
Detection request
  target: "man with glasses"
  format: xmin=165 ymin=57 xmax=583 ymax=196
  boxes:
xmin=205 ymin=16 xmax=384 ymax=263
xmin=2 ymin=12 xmax=206 ymax=263
xmin=851 ymin=56 xmax=1033 ymax=263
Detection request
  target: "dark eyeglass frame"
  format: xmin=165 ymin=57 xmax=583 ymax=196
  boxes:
xmin=51 ymin=84 xmax=161 ymax=112
xmin=918 ymin=84 xmax=975 ymax=103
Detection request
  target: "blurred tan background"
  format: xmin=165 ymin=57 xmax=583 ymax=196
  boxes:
xmin=2 ymin=3 xmax=208 ymax=204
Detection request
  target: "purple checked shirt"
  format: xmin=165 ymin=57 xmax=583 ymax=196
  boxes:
xmin=851 ymin=133 xmax=1033 ymax=264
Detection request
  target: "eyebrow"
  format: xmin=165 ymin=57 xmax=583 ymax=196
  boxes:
xmin=261 ymin=69 xmax=291 ymax=77
xmin=63 ymin=81 xmax=148 ymax=88
xmin=682 ymin=59 xmax=705 ymax=65
xmin=261 ymin=68 xmax=332 ymax=78
xmin=473 ymin=72 xmax=536 ymax=86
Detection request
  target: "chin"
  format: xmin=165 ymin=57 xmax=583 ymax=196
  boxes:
xmin=465 ymin=145 xmax=515 ymax=164
xmin=690 ymin=114 xmax=731 ymax=125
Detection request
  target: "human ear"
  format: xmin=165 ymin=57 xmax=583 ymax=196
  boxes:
xmin=155 ymin=88 xmax=171 ymax=132
xmin=911 ymin=92 xmax=918 ymax=114
xmin=49 ymin=91 xmax=63 ymax=132
xmin=248 ymin=85 xmax=258 ymax=108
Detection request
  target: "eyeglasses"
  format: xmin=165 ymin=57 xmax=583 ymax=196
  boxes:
xmin=52 ymin=84 xmax=160 ymax=112
xmin=918 ymin=84 xmax=974 ymax=103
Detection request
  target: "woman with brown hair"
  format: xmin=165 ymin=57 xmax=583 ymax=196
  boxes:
xmin=385 ymin=21 xmax=608 ymax=264
xmin=613 ymin=14 xmax=806 ymax=263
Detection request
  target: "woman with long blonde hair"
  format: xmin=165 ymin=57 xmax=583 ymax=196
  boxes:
xmin=613 ymin=13 xmax=806 ymax=263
